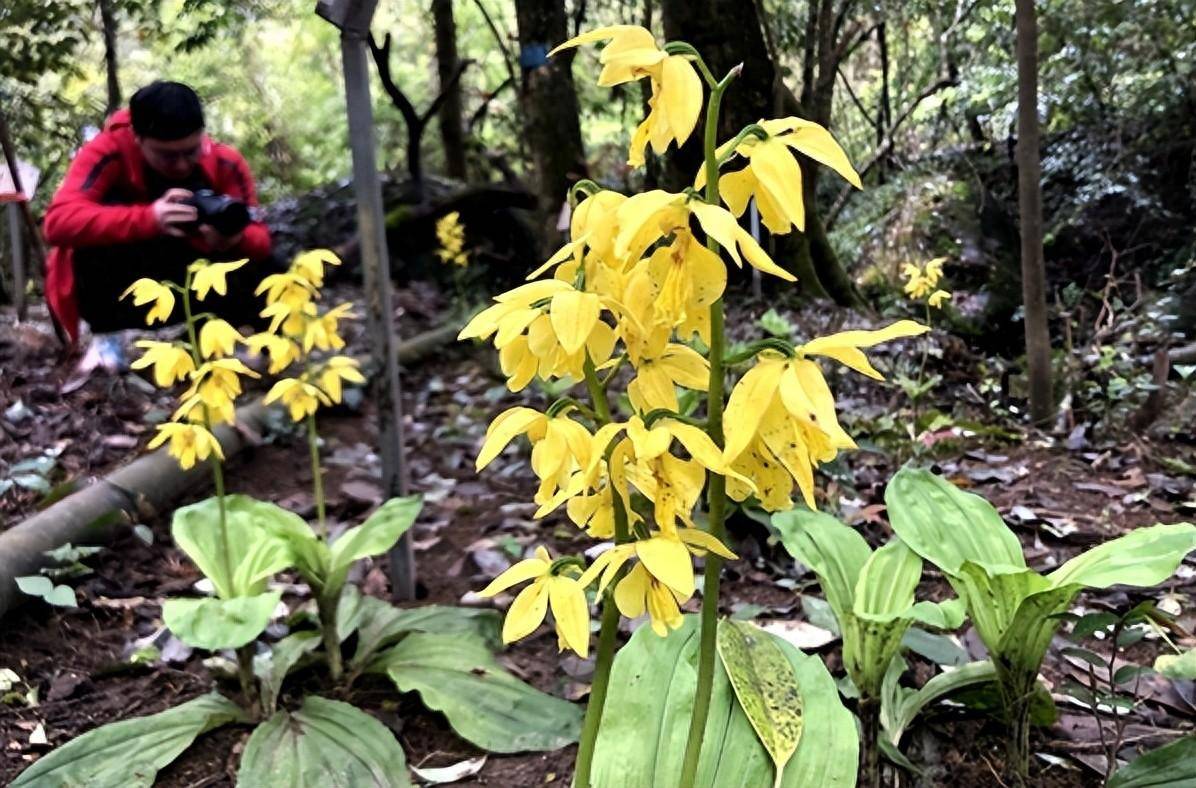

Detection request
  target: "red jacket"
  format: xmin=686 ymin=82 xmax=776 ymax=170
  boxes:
xmin=44 ymin=109 xmax=271 ymax=342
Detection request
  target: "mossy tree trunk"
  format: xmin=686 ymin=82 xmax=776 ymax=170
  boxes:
xmin=514 ymin=0 xmax=586 ymax=251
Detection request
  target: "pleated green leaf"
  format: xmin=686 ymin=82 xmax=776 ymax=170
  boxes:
xmin=171 ymin=495 xmax=300 ymax=598
xmin=368 ymin=631 xmax=581 ymax=753
xmin=237 ymin=696 xmax=411 ymax=788
xmin=327 ymin=496 xmax=423 ymax=591
xmin=717 ymin=620 xmax=803 ymax=786
xmin=886 ymin=467 xmax=1025 ymax=575
xmin=1047 ymin=523 xmax=1196 ymax=590
xmin=589 ymin=615 xmax=858 ymax=788
xmin=163 ymin=591 xmax=282 ymax=650
xmin=880 ymin=658 xmax=998 ymax=747
xmin=255 ymin=630 xmax=321 ymax=716
xmin=1155 ymin=649 xmax=1196 ymax=680
xmin=12 ymin=693 xmax=246 ymax=788
xmin=771 ymin=508 xmax=870 ymax=621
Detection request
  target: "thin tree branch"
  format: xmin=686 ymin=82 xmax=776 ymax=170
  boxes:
xmin=368 ymin=33 xmax=420 ymax=129
xmin=420 ymin=58 xmax=475 ymax=125
xmin=468 ymin=76 xmax=514 ymax=133
xmin=826 ymin=76 xmax=958 ymax=228
xmin=471 ymin=0 xmax=517 ymax=89
xmin=837 ymin=66 xmax=879 ymax=131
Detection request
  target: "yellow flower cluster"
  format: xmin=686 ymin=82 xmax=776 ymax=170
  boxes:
xmin=252 ymin=250 xmax=365 ymax=421
xmin=435 ymin=211 xmax=469 ymax=268
xmin=125 ymin=250 xmax=367 ymax=469
xmin=903 ymin=257 xmax=952 ymax=308
xmin=467 ymin=26 xmax=925 ymax=651
xmin=123 ymin=260 xmax=258 ymax=470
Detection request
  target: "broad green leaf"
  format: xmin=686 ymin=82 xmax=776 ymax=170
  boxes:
xmin=772 ymin=509 xmax=870 ymax=620
xmin=907 ymin=598 xmax=967 ymax=630
xmin=853 ymin=540 xmax=920 ymax=621
xmin=12 ymin=693 xmax=246 ymax=788
xmin=589 ymin=615 xmax=858 ymax=787
xmin=164 ymin=591 xmax=282 ymax=650
xmin=327 ymin=496 xmax=423 ymax=591
xmin=1155 ymin=650 xmax=1196 ymax=680
xmin=1108 ymin=736 xmax=1196 ymax=787
xmin=717 ymin=620 xmax=803 ymax=785
xmin=237 ymin=696 xmax=411 ymax=788
xmin=171 ymin=495 xmax=298 ymax=598
xmin=368 ymin=631 xmax=580 ymax=753
xmin=880 ymin=659 xmax=997 ymax=746
xmin=255 ymin=630 xmax=321 ymax=716
xmin=340 ymin=587 xmax=500 ymax=667
xmin=1047 ymin=523 xmax=1196 ymax=590
xmin=900 ymin=628 xmax=969 ymax=667
xmin=953 ymin=563 xmax=1052 ymax=651
xmin=886 ymin=468 xmax=1025 ymax=574
xmin=15 ymin=575 xmax=77 ymax=607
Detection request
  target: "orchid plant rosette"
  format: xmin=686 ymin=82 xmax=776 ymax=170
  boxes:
xmin=459 ymin=24 xmax=927 ymax=787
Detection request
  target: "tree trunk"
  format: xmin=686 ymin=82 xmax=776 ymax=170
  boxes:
xmin=661 ymin=0 xmax=860 ymax=306
xmin=98 ymin=0 xmax=121 ymax=117
xmin=1015 ymin=0 xmax=1054 ymax=424
xmin=514 ymin=0 xmax=586 ymax=249
xmin=432 ymin=0 xmax=467 ymax=179
xmin=876 ymin=20 xmax=891 ymax=183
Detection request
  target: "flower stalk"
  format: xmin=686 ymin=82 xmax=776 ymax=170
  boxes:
xmin=679 ymin=63 xmax=738 ymax=788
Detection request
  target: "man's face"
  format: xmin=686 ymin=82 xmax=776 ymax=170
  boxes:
xmin=137 ymin=130 xmax=204 ymax=180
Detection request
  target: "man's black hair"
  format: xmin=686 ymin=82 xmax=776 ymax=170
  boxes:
xmin=130 ymin=81 xmax=204 ymax=141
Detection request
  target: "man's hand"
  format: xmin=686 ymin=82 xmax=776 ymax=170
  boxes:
xmin=197 ymin=225 xmax=244 ymax=253
xmin=152 ymin=189 xmax=197 ymax=237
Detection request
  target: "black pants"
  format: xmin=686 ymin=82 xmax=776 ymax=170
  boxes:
xmin=74 ymin=239 xmax=279 ymax=334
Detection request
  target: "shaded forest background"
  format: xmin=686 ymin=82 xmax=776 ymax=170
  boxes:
xmin=3 ymin=0 xmax=1195 ymax=356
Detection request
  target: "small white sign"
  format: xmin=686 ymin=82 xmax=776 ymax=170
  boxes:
xmin=0 ymin=158 xmax=40 ymax=202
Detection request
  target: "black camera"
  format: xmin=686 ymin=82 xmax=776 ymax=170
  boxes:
xmin=182 ymin=189 xmax=251 ymax=236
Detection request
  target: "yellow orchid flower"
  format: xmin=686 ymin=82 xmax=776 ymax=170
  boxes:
xmin=621 ymin=228 xmax=725 ymax=344
xmin=585 ymin=416 xmax=750 ymax=533
xmin=616 ymin=563 xmax=686 ymax=636
xmin=244 ymin=332 xmax=302 ymax=375
xmin=551 ymin=26 xmax=701 ymax=166
xmin=528 ymin=190 xmax=628 ymax=280
xmin=264 ymin=377 xmax=332 ymax=422
xmin=476 ymin=406 xmax=595 ymax=512
xmin=435 ymin=212 xmax=469 ymax=267
xmin=317 ymin=356 xmax=365 ymax=403
xmin=614 ymin=190 xmax=796 ymax=283
xmin=626 ymin=341 xmax=709 ymax=412
xmin=147 ymin=422 xmax=224 ymax=470
xmin=130 ymin=341 xmax=195 ymax=387
xmin=189 ymin=260 xmax=248 ymax=301
xmin=120 ymin=278 xmax=175 ymax=325
xmin=477 ymin=546 xmax=591 ymax=657
xmin=177 ymin=358 xmax=259 ymax=425
xmin=927 ymin=289 xmax=952 ymax=309
xmin=291 ymin=248 xmax=341 ymax=287
xmin=460 ymin=280 xmax=616 ymax=391
xmin=261 ymin=298 xmax=316 ymax=337
xmin=303 ymin=303 xmax=354 ymax=352
xmin=723 ymin=321 xmax=927 ymax=508
xmin=699 ymin=117 xmax=860 ymax=235
xmin=256 ymin=271 xmax=317 ymax=310
xmin=198 ymin=318 xmax=244 ymax=359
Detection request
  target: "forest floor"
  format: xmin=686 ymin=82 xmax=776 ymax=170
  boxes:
xmin=1 ymin=277 xmax=1194 ymax=787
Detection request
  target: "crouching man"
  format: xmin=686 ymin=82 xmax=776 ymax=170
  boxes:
xmin=44 ymin=81 xmax=273 ymax=344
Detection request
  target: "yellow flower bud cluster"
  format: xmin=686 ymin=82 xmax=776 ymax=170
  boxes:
xmin=123 ymin=260 xmax=258 ymax=469
xmin=902 ymin=257 xmax=952 ymax=308
xmin=435 ymin=211 xmax=469 ymax=268
xmin=250 ymin=250 xmax=365 ymax=422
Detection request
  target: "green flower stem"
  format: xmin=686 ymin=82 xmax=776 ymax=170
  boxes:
xmin=182 ymin=268 xmax=254 ymax=710
xmin=680 ymin=64 xmax=738 ymax=788
xmin=304 ymin=412 xmax=343 ymax=680
xmin=574 ymin=358 xmax=631 ymax=788
xmin=306 ymin=413 xmax=327 ymax=536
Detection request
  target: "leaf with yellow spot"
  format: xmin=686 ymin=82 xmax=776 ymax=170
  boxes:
xmin=717 ymin=619 xmax=803 ymax=788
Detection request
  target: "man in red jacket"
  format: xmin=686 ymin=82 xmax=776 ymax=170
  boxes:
xmin=44 ymin=81 xmax=273 ymax=344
